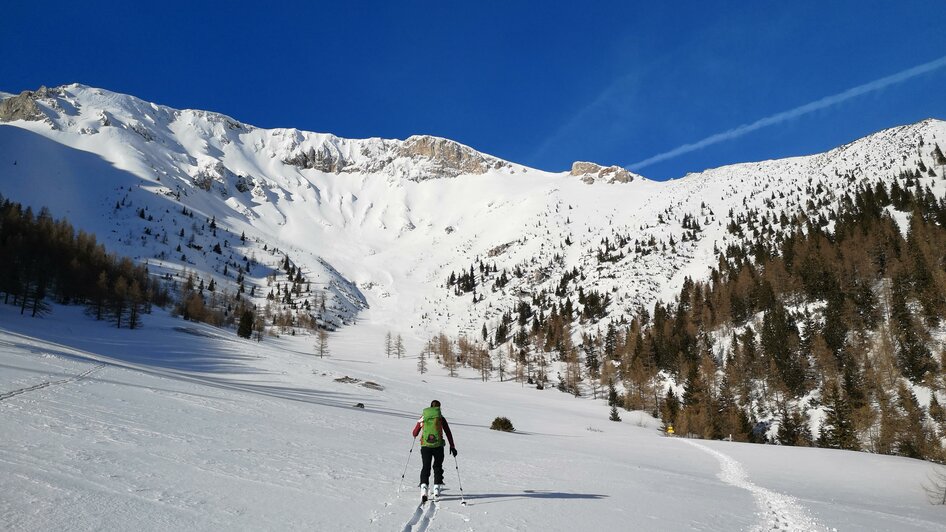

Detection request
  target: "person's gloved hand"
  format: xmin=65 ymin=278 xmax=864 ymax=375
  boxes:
xmin=449 ymin=447 xmax=458 ymax=457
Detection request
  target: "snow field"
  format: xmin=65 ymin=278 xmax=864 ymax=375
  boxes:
xmin=1 ymin=305 xmax=944 ymax=531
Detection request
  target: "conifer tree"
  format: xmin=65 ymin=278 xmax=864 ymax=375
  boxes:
xmin=395 ymin=334 xmax=405 ymax=359
xmin=607 ymin=377 xmax=618 ymax=407
xmin=237 ymin=309 xmax=255 ymax=338
xmin=112 ymin=276 xmax=128 ymax=328
xmin=609 ymin=404 xmax=622 ymax=422
xmin=498 ymin=343 xmax=510 ymax=382
xmin=661 ymin=388 xmax=680 ymax=431
xmin=776 ymin=404 xmax=813 ymax=446
xmin=821 ymin=285 xmax=848 ymax=358
xmin=715 ymin=373 xmax=749 ymax=441
xmin=417 ymin=342 xmax=429 ymax=375
xmin=929 ymin=393 xmax=946 ymax=435
xmin=892 ymin=382 xmax=939 ymax=460
xmin=760 ymin=301 xmax=806 ymax=397
xmin=253 ymin=309 xmax=265 ymax=341
xmin=315 ymin=329 xmax=329 ymax=358
xmin=440 ymin=334 xmax=458 ymax=377
xmin=127 ymin=280 xmax=143 ymax=329
xmin=818 ymin=381 xmax=858 ymax=450
xmin=680 ymin=364 xmax=711 ymax=438
xmin=890 ymin=274 xmax=936 ymax=383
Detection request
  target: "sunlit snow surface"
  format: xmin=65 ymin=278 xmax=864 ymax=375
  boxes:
xmin=2 ymin=85 xmax=946 ymax=530
xmin=1 ymin=305 xmax=942 ymax=531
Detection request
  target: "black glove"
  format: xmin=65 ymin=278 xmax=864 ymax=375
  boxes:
xmin=449 ymin=447 xmax=458 ymax=457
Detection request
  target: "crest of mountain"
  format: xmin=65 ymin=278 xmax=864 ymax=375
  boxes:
xmin=570 ymin=161 xmax=640 ymax=184
xmin=0 ymin=84 xmax=513 ymax=182
xmin=283 ymin=133 xmax=510 ymax=180
xmin=0 ymin=86 xmax=61 ymax=123
xmin=1 ymin=83 xmax=944 ymax=340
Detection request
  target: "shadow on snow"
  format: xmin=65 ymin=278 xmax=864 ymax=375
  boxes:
xmin=439 ymin=490 xmax=608 ymax=506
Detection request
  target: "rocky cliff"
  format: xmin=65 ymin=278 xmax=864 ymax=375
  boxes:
xmin=569 ymin=161 xmax=639 ymax=184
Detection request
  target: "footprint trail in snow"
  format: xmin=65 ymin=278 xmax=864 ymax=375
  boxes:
xmin=681 ymin=439 xmax=827 ymax=531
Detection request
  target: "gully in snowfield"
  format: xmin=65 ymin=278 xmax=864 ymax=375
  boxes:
xmin=412 ymin=400 xmax=457 ymax=502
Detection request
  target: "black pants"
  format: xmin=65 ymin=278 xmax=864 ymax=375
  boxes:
xmin=420 ymin=445 xmax=445 ymax=486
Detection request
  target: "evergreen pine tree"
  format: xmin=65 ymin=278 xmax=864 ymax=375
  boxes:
xmin=818 ymin=381 xmax=858 ymax=450
xmin=237 ymin=309 xmax=255 ymax=338
xmin=892 ymin=382 xmax=938 ymax=460
xmin=930 ymin=394 xmax=946 ymax=429
xmin=760 ymin=301 xmax=806 ymax=397
xmin=661 ymin=388 xmax=680 ymax=429
xmin=609 ymin=404 xmax=622 ymax=422
xmin=776 ymin=405 xmax=813 ymax=446
xmin=715 ymin=374 xmax=747 ymax=441
xmin=607 ymin=378 xmax=618 ymax=407
xmin=890 ymin=274 xmax=936 ymax=383
xmin=417 ymin=342 xmax=429 ymax=375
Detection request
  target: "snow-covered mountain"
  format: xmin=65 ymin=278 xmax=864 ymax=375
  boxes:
xmin=4 ymin=84 xmax=946 ymax=531
xmin=1 ymin=83 xmax=944 ymax=341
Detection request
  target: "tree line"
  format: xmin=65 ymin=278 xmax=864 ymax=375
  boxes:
xmin=0 ymin=195 xmax=169 ymax=327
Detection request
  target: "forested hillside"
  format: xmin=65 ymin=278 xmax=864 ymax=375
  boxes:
xmin=0 ymin=195 xmax=168 ymax=324
xmin=430 ymin=170 xmax=946 ymax=461
xmin=644 ymin=176 xmax=946 ymax=460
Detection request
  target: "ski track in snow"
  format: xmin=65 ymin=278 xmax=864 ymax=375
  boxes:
xmin=401 ymin=499 xmax=438 ymax=532
xmin=681 ymin=439 xmax=827 ymax=532
xmin=0 ymin=363 xmax=105 ymax=401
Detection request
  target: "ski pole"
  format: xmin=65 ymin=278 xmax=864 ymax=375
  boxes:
xmin=397 ymin=435 xmax=417 ymax=495
xmin=453 ymin=454 xmax=467 ymax=506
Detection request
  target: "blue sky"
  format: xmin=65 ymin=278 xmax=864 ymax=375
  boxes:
xmin=3 ymin=1 xmax=945 ymax=180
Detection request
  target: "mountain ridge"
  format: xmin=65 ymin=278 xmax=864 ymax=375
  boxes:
xmin=1 ymin=83 xmax=944 ymax=342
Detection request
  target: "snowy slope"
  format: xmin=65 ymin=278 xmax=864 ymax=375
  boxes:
xmin=1 ymin=305 xmax=943 ymax=531
xmin=3 ymin=84 xmax=945 ymax=344
xmin=3 ymin=84 xmax=946 ymax=531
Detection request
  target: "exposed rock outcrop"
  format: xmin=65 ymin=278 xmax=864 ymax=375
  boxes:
xmin=284 ymin=145 xmax=351 ymax=173
xmin=191 ymin=159 xmax=236 ymax=192
xmin=282 ymin=134 xmax=509 ymax=180
xmin=570 ymin=161 xmax=637 ymax=184
xmin=0 ymin=88 xmax=50 ymax=122
xmin=399 ymin=135 xmax=505 ymax=177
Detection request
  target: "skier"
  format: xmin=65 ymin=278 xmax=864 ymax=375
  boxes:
xmin=411 ymin=399 xmax=457 ymax=502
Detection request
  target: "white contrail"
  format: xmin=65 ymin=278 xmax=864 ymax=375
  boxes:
xmin=627 ymin=54 xmax=946 ymax=171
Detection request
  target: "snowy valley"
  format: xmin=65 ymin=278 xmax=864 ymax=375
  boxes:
xmin=2 ymin=84 xmax=946 ymax=530
xmin=2 ymin=304 xmax=944 ymax=531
